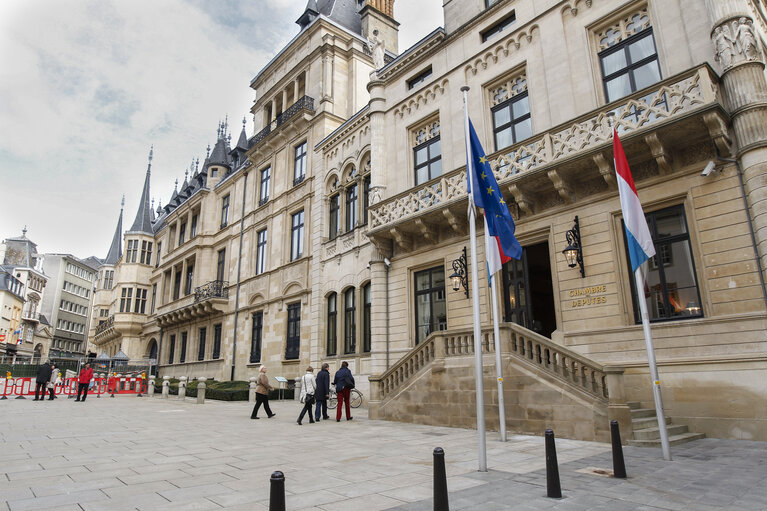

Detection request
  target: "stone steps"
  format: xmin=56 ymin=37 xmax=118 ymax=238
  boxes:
xmin=629 ymin=402 xmax=705 ymax=447
xmin=628 ymin=431 xmax=706 ymax=447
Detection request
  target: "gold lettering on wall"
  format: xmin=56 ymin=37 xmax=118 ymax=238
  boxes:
xmin=569 ymin=285 xmax=608 ymax=308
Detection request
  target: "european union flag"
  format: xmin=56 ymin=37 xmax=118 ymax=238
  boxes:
xmin=467 ymin=120 xmax=522 ymax=260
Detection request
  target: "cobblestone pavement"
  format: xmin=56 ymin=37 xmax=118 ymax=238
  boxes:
xmin=1 ymin=395 xmax=764 ymax=510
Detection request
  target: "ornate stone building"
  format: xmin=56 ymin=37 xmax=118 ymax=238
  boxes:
xmin=90 ymin=0 xmax=767 ymax=442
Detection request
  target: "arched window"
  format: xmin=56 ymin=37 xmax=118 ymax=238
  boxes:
xmin=344 ymin=288 xmax=356 ymax=354
xmin=327 ymin=293 xmax=337 ymax=356
xmin=363 ymin=283 xmax=371 ymax=353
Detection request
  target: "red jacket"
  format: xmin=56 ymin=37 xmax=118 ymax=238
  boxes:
xmin=78 ymin=367 xmax=94 ymax=384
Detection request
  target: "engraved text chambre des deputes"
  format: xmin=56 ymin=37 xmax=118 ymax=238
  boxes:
xmin=569 ymin=285 xmax=607 ymax=308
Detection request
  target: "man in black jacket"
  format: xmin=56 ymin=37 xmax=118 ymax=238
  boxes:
xmin=314 ymin=363 xmax=331 ymax=421
xmin=332 ymin=361 xmax=355 ymax=422
xmin=34 ymin=361 xmax=52 ymax=401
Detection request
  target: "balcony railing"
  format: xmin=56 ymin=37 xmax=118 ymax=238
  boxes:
xmin=251 ymin=95 xmax=315 ymax=146
xmin=96 ymin=315 xmax=114 ymax=335
xmin=369 ymin=65 xmax=720 ymax=231
xmin=194 ymin=280 xmax=229 ymax=303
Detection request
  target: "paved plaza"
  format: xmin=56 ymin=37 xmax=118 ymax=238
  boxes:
xmin=1 ymin=395 xmax=766 ymax=511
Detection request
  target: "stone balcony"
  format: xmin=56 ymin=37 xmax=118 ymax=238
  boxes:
xmin=155 ymin=280 xmax=229 ymax=328
xmin=367 ymin=65 xmax=728 ymax=250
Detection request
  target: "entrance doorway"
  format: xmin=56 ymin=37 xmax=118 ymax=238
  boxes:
xmin=502 ymin=241 xmax=556 ymax=338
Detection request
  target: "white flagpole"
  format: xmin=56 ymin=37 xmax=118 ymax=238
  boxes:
xmin=490 ymin=271 xmax=507 ymax=442
xmin=461 ymin=85 xmax=487 ymax=472
xmin=634 ymin=265 xmax=672 ymax=461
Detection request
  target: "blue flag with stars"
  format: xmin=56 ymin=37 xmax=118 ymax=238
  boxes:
xmin=467 ymin=120 xmax=522 ymax=260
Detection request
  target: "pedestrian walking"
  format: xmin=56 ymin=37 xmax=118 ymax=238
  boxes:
xmin=75 ymin=364 xmax=94 ymax=402
xmin=47 ymin=365 xmax=60 ymax=400
xmin=297 ymin=366 xmax=316 ymax=425
xmin=34 ymin=361 xmax=53 ymax=401
xmin=333 ymin=361 xmax=355 ymax=422
xmin=315 ymin=363 xmax=331 ymax=422
xmin=251 ymin=366 xmax=276 ymax=419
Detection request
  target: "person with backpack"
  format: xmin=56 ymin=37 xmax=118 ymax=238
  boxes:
xmin=332 ymin=361 xmax=355 ymax=422
xmin=296 ymin=366 xmax=316 ymax=425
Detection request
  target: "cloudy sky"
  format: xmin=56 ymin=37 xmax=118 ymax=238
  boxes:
xmin=0 ymin=0 xmax=443 ymax=260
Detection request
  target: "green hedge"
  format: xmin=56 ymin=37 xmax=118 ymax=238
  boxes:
xmin=151 ymin=379 xmax=293 ymax=401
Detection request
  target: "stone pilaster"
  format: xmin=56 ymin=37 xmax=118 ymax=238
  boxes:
xmin=706 ymin=0 xmax=767 ymax=296
xmin=367 ymin=78 xmax=387 ymax=206
xmin=368 ymin=246 xmax=391 ymax=377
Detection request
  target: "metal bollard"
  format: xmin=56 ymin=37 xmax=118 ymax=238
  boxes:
xmin=433 ymin=447 xmax=449 ymax=511
xmin=197 ymin=377 xmax=206 ymax=404
xmin=148 ymin=376 xmax=156 ymax=398
xmin=162 ymin=375 xmax=170 ymax=399
xmin=248 ymin=377 xmax=257 ymax=403
xmin=269 ymin=471 xmax=286 ymax=511
xmin=545 ymin=429 xmax=562 ymax=498
xmin=610 ymin=420 xmax=627 ymax=479
xmin=178 ymin=376 xmax=187 ymax=400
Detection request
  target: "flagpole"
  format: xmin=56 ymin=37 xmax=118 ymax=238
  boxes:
xmin=634 ymin=266 xmax=672 ymax=461
xmin=461 ymin=85 xmax=488 ymax=472
xmin=490 ymin=271 xmax=507 ymax=442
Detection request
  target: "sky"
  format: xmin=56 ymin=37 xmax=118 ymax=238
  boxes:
xmin=0 ymin=0 xmax=443 ymax=261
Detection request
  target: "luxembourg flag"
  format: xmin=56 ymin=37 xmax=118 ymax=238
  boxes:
xmin=614 ymin=129 xmax=656 ymax=271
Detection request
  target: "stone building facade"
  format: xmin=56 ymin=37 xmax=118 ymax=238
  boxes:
xmin=90 ymin=0 xmax=767 ymax=441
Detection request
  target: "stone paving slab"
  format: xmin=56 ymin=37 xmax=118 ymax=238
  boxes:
xmin=1 ymin=395 xmax=766 ymax=510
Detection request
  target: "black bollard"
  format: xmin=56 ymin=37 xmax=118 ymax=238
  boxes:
xmin=610 ymin=420 xmax=627 ymax=479
xmin=269 ymin=471 xmax=286 ymax=511
xmin=433 ymin=447 xmax=449 ymax=511
xmin=545 ymin=429 xmax=562 ymax=498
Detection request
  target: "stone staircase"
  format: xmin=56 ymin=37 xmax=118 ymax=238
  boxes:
xmin=626 ymin=401 xmax=705 ymax=447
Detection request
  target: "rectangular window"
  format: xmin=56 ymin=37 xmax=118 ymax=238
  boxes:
xmin=259 ymin=166 xmax=271 ymax=205
xmin=250 ymin=311 xmax=263 ymax=363
xmin=294 ymin=142 xmax=307 ymax=185
xmin=625 ymin=205 xmax=703 ymax=322
xmin=329 ymin=194 xmax=340 ymax=240
xmin=134 ymin=288 xmax=147 ymax=314
xmin=168 ymin=334 xmax=176 ymax=364
xmin=481 ymin=11 xmax=516 ymax=42
xmin=221 ymin=194 xmax=230 ymax=229
xmin=345 ymin=184 xmax=358 ymax=232
xmin=362 ymin=176 xmax=370 ymax=226
xmin=179 ymin=223 xmax=186 ymax=245
xmin=179 ymin=332 xmax=187 ymax=363
xmin=151 ymin=283 xmax=157 ymax=314
xmin=344 ymin=288 xmax=356 ymax=354
xmin=291 ymin=210 xmax=304 ymax=261
xmin=363 ymin=283 xmax=371 ymax=353
xmin=407 ymin=67 xmax=433 ymax=89
xmin=185 ymin=264 xmax=194 ymax=295
xmin=256 ymin=229 xmax=267 ymax=275
xmin=127 ymin=240 xmax=138 ymax=263
xmin=173 ymin=270 xmax=182 ymax=300
xmin=216 ymin=249 xmax=226 ymax=281
xmin=492 ymin=92 xmax=532 ymax=151
xmin=198 ymin=327 xmax=207 ymax=361
xmin=156 ymin=242 xmax=162 ymax=267
xmin=212 ymin=324 xmax=222 ymax=359
xmin=600 ymin=29 xmax=660 ymax=103
xmin=285 ymin=302 xmax=301 ymax=360
xmin=414 ymin=137 xmax=442 ymax=186
xmin=414 ymin=267 xmax=447 ymax=344
xmin=120 ymin=287 xmax=133 ymax=313
xmin=485 ymin=0 xmax=501 ymax=8
xmin=327 ymin=293 xmax=337 ymax=356
xmin=191 ymin=214 xmax=198 ymax=238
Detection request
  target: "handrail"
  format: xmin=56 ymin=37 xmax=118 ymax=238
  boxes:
xmin=368 ymin=65 xmax=720 ymax=231
xmin=251 ymin=95 xmax=315 ymax=145
xmin=371 ymin=322 xmax=614 ymax=403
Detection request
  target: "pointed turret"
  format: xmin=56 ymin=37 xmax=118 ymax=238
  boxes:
xmin=207 ymin=122 xmax=232 ymax=169
xmin=128 ymin=146 xmax=154 ymax=234
xmin=236 ymin=117 xmax=248 ymax=150
xmin=104 ymin=197 xmax=124 ymax=265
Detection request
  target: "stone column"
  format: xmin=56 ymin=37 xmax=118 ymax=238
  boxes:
xmin=706 ymin=0 xmax=767 ymax=292
xmin=270 ymin=98 xmax=277 ymax=123
xmin=162 ymin=375 xmax=170 ymax=398
xmin=248 ymin=377 xmax=257 ymax=403
xmin=197 ymin=377 xmax=206 ymax=404
xmin=367 ymin=78 xmax=387 ymax=206
xmin=281 ymin=88 xmax=288 ymax=112
xmin=178 ymin=376 xmax=187 ymax=400
xmin=293 ymin=79 xmax=299 ymax=101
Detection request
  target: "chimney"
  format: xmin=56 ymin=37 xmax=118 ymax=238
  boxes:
xmin=361 ymin=0 xmax=399 ymax=56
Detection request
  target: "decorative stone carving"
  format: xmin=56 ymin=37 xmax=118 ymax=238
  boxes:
xmin=712 ymin=17 xmax=763 ymax=72
xmin=644 ymin=133 xmax=673 ymax=175
xmin=394 ymin=80 xmax=449 ymax=119
xmin=593 ymin=153 xmax=616 ymax=189
xmin=489 ymin=73 xmax=527 ymax=106
xmin=597 ymin=8 xmax=651 ymax=51
xmin=415 ymin=219 xmax=438 ymax=245
xmin=368 ymin=29 xmax=386 ymax=71
xmin=411 ymin=119 xmax=440 ymax=147
xmin=547 ymin=169 xmax=575 ymax=204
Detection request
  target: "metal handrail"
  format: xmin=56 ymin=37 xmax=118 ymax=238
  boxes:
xmin=251 ymin=96 xmax=315 ymax=145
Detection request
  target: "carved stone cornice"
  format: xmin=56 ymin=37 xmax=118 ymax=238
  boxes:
xmin=644 ymin=133 xmax=673 ymax=175
xmin=507 ymin=183 xmax=535 ymax=216
xmin=593 ymin=153 xmax=617 ymax=189
xmin=547 ymin=169 xmax=575 ymax=204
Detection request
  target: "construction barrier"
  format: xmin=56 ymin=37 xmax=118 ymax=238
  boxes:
xmin=0 ymin=377 xmax=130 ymax=399
xmin=106 ymin=375 xmax=147 ymax=396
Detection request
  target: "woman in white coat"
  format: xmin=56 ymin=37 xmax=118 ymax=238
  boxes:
xmin=47 ymin=365 xmax=60 ymax=400
xmin=297 ymin=366 xmax=316 ymax=425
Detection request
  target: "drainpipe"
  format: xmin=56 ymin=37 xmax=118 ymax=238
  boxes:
xmin=715 ymin=153 xmax=767 ymax=308
xmin=230 ymin=170 xmax=249 ymax=381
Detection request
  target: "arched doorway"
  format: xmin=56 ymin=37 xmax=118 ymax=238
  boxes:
xmin=32 ymin=344 xmax=43 ymax=364
xmin=146 ymin=339 xmax=158 ymax=363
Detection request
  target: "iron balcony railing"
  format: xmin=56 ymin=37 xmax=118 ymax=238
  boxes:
xmin=194 ymin=280 xmax=229 ymax=303
xmin=251 ymin=95 xmax=315 ymax=145
xmin=96 ymin=315 xmax=115 ymax=335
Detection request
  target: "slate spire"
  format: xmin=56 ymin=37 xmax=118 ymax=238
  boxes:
xmin=129 ymin=146 xmax=154 ymax=234
xmin=104 ymin=196 xmax=124 ymax=265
